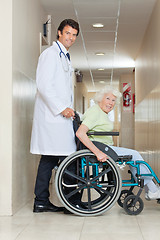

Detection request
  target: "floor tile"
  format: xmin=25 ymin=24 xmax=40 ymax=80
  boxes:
xmin=1 ymin=198 xmax=160 ymax=240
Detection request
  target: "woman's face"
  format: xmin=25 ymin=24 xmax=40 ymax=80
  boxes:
xmin=99 ymin=92 xmax=116 ymax=114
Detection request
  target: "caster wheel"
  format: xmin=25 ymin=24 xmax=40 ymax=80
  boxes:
xmin=123 ymin=195 xmax=144 ymax=215
xmin=117 ymin=190 xmax=134 ymax=208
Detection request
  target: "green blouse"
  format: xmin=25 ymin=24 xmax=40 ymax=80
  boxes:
xmin=82 ymin=104 xmax=114 ymax=145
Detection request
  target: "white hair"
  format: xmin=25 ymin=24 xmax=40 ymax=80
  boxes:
xmin=94 ymin=85 xmax=122 ymax=104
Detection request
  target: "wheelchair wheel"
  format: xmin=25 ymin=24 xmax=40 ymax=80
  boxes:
xmin=55 ymin=149 xmax=122 ymax=216
xmin=117 ymin=190 xmax=134 ymax=208
xmin=123 ymin=195 xmax=144 ymax=215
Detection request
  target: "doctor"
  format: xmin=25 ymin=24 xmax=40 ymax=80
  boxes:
xmin=30 ymin=19 xmax=79 ymax=213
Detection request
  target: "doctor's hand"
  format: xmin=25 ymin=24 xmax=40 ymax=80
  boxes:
xmin=61 ymin=108 xmax=75 ymax=118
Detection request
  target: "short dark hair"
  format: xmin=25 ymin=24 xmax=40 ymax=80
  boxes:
xmin=57 ymin=19 xmax=79 ymax=39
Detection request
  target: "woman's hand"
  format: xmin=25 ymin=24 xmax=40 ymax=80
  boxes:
xmin=96 ymin=150 xmax=108 ymax=162
xmin=76 ymin=124 xmax=109 ymax=162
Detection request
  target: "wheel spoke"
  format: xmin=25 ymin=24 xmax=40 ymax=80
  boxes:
xmin=87 ymin=187 xmax=92 ymax=210
xmin=64 ymin=169 xmax=87 ymax=184
xmin=86 ymin=157 xmax=90 ymax=181
xmin=65 ymin=183 xmax=86 ymax=199
xmin=86 ymin=157 xmax=92 ymax=209
xmin=90 ymin=182 xmax=114 ymax=197
xmin=91 ymin=167 xmax=112 ymax=182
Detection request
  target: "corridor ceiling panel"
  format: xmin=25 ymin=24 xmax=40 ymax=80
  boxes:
xmin=40 ymin=0 xmax=157 ymax=91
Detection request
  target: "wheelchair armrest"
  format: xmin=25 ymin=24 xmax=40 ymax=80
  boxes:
xmin=87 ymin=131 xmax=119 ymax=136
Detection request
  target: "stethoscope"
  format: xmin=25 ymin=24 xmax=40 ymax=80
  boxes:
xmin=56 ymin=41 xmax=70 ymax=72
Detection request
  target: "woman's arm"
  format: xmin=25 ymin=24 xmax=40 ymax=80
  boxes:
xmin=76 ymin=124 xmax=108 ymax=162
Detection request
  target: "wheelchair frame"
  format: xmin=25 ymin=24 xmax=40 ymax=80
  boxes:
xmin=116 ymin=156 xmax=160 ymax=215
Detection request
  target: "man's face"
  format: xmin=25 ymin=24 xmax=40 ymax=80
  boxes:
xmin=58 ymin=25 xmax=78 ymax=50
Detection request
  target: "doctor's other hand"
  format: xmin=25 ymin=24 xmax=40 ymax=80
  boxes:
xmin=61 ymin=108 xmax=75 ymax=118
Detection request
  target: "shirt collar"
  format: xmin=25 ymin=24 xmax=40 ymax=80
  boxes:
xmin=56 ymin=40 xmax=69 ymax=55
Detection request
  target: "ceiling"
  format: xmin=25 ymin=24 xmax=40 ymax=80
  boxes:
xmin=40 ymin=0 xmax=156 ymax=91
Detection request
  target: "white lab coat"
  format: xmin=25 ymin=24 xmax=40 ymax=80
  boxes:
xmin=30 ymin=41 xmax=76 ymax=155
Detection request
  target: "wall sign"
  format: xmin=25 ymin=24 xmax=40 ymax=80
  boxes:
xmin=123 ymin=83 xmax=131 ymax=111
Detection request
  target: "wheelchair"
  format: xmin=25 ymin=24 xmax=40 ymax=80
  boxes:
xmin=54 ymin=113 xmax=160 ymax=216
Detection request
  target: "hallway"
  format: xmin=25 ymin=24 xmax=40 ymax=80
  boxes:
xmin=1 ymin=1 xmax=160 ymax=233
xmin=1 ymin=194 xmax=160 ymax=240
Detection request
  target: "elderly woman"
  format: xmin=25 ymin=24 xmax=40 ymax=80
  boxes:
xmin=76 ymin=85 xmax=160 ymax=200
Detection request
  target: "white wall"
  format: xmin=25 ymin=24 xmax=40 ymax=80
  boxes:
xmin=136 ymin=0 xmax=160 ymax=104
xmin=135 ymin=0 xmax=160 ymax=174
xmin=0 ymin=0 xmax=47 ymax=215
xmin=75 ymin=82 xmax=88 ymax=114
xmin=0 ymin=0 xmax=12 ymax=215
xmin=12 ymin=0 xmax=47 ymax=215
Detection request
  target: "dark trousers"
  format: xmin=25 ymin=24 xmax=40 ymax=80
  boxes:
xmin=34 ymin=155 xmax=65 ymax=205
xmin=34 ymin=155 xmax=81 ymax=205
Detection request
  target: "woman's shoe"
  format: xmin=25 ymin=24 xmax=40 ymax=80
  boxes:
xmin=146 ymin=188 xmax=160 ymax=200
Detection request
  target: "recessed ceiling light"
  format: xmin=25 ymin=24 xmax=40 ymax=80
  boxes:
xmin=92 ymin=23 xmax=104 ymax=28
xmin=98 ymin=68 xmax=105 ymax=71
xmin=99 ymin=81 xmax=105 ymax=83
xmin=95 ymin=52 xmax=105 ymax=56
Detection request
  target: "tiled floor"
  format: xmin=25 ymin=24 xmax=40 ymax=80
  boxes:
xmin=0 ymin=193 xmax=160 ymax=240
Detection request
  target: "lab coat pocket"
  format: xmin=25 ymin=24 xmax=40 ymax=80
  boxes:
xmin=45 ymin=107 xmax=64 ymax=123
